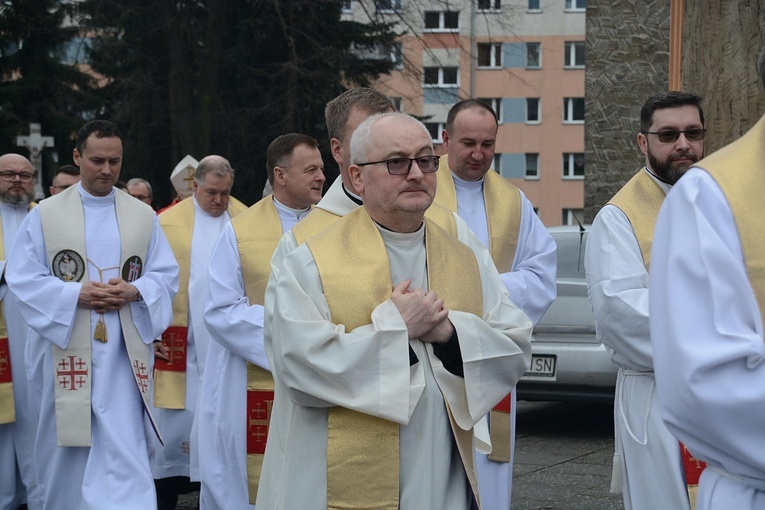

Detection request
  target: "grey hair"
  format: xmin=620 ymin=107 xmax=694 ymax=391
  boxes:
xmin=126 ymin=177 xmax=152 ymax=197
xmin=195 ymin=156 xmax=235 ymax=184
xmin=349 ymin=112 xmax=431 ymax=166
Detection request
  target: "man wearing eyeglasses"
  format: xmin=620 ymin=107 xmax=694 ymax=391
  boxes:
xmin=436 ymin=99 xmax=557 ymax=510
xmin=257 ymin=112 xmax=532 ymax=510
xmin=49 ymin=165 xmax=81 ymax=196
xmin=585 ymin=91 xmax=705 ymax=510
xmin=0 ymin=153 xmax=37 ymax=510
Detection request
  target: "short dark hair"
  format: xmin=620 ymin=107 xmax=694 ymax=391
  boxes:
xmin=266 ymin=133 xmax=319 ymax=186
xmin=324 ymin=88 xmax=395 ymax=141
xmin=53 ymin=164 xmax=79 ymax=178
xmin=445 ymin=99 xmax=499 ymax=134
xmin=639 ymin=91 xmax=704 ymax=132
xmin=758 ymin=45 xmax=765 ymax=90
xmin=76 ymin=120 xmax=122 ymax=155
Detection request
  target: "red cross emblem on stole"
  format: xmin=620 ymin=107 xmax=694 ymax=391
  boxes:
xmin=681 ymin=442 xmax=707 ymax=485
xmin=0 ymin=338 xmax=12 ymax=383
xmin=57 ymin=355 xmax=88 ymax=390
xmin=155 ymin=327 xmax=187 ymax=371
xmin=133 ymin=359 xmax=150 ymax=393
xmin=247 ymin=391 xmax=274 ymax=455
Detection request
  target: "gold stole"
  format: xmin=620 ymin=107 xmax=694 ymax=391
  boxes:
xmin=291 ymin=206 xmax=341 ymax=246
xmin=230 ymin=195 xmax=284 ymax=504
xmin=306 ymin=207 xmax=483 ymax=510
xmin=155 ymin=196 xmax=247 ymax=409
xmin=434 ymin=157 xmax=521 ymax=462
xmin=607 ymin=169 xmax=666 ymax=270
xmin=702 ymin=114 xmax=765 ymax=316
xmin=39 ymin=187 xmax=156 ymax=447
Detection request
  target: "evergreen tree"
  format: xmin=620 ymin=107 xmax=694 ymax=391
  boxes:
xmin=80 ymin=0 xmax=398 ymax=206
xmin=0 ymin=0 xmax=97 ymax=192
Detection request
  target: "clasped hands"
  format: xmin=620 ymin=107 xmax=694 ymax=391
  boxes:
xmin=78 ymin=278 xmax=140 ymax=313
xmin=390 ymin=279 xmax=454 ymax=344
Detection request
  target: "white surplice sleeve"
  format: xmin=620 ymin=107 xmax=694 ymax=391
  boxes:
xmin=441 ymin=221 xmax=533 ymax=430
xmin=650 ymin=169 xmax=765 ymax=487
xmin=586 ymin=204 xmax=652 ymax=370
xmin=204 ymin=223 xmax=269 ymax=369
xmin=500 ymin=193 xmax=557 ymax=325
xmin=130 ymin=216 xmax=179 ymax=343
xmin=6 ymin=209 xmax=80 ymax=349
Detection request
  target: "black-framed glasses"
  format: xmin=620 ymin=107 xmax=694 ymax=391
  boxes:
xmin=642 ymin=128 xmax=706 ymax=143
xmin=356 ymin=156 xmax=440 ymax=175
xmin=0 ymin=171 xmax=35 ymax=182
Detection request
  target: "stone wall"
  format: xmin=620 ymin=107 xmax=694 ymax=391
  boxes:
xmin=584 ymin=1 xmax=670 ymax=221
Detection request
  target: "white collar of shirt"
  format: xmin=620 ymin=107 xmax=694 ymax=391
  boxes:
xmin=273 ymin=197 xmax=311 ymax=221
xmin=77 ymin=182 xmax=115 ymax=207
xmin=192 ymin=195 xmax=229 ymax=219
xmin=451 ymin=170 xmax=485 ymax=192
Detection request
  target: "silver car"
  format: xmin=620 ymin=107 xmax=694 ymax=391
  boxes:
xmin=516 ymin=225 xmax=617 ymax=402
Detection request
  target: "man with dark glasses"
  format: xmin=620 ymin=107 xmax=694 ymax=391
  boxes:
xmin=586 ymin=91 xmax=705 ymax=510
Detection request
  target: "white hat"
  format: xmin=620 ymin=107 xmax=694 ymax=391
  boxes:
xmin=170 ymin=155 xmax=199 ymax=199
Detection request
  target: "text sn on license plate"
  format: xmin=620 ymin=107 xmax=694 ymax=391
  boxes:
xmin=525 ymin=355 xmax=556 ymax=377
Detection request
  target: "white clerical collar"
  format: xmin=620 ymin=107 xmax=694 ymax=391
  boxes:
xmin=78 ymin=182 xmax=115 ymax=207
xmin=374 ymin=220 xmax=425 ymax=245
xmin=643 ymin=166 xmax=673 ymax=194
xmin=451 ymin=170 xmax=484 ymax=191
xmin=192 ymin=195 xmax=228 ymax=219
xmin=273 ymin=196 xmax=311 ymax=221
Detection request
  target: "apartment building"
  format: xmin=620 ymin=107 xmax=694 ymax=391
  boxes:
xmin=342 ymin=0 xmax=586 ymax=226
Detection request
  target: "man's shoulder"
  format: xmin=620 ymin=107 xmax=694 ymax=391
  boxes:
xmin=158 ymin=196 xmax=194 ymax=224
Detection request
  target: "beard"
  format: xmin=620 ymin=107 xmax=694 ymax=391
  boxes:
xmin=0 ymin=187 xmax=34 ymax=207
xmin=647 ymin=146 xmax=701 ymax=185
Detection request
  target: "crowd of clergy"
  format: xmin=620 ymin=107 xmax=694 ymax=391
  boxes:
xmin=2 ymin=59 xmax=765 ymax=510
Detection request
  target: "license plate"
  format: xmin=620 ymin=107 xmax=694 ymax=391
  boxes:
xmin=524 ymin=355 xmax=556 ymax=377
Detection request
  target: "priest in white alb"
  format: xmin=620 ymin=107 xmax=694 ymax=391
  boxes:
xmin=256 ymin=112 xmax=532 ymax=510
xmin=0 ymin=153 xmax=39 ymax=509
xmin=6 ymin=120 xmax=178 ymax=510
xmin=200 ymin=133 xmax=324 ymax=509
xmin=153 ymin=155 xmax=246 ymax=508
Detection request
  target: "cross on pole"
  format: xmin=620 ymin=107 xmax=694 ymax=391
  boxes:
xmin=16 ymin=123 xmax=54 ymax=200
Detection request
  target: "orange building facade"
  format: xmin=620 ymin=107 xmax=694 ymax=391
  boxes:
xmin=343 ymin=0 xmax=586 ymax=226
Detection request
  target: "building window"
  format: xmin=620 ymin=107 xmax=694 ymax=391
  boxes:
xmin=423 ymin=67 xmax=459 ymax=86
xmin=527 ymin=0 xmax=540 ymax=10
xmin=525 ymin=153 xmax=539 ymax=179
xmin=478 ymin=0 xmax=501 ymax=11
xmin=564 ymin=41 xmax=585 ymax=68
xmin=565 ymin=0 xmax=585 ymax=11
xmin=390 ymin=97 xmax=402 ymax=112
xmin=478 ymin=97 xmax=502 ymax=122
xmin=425 ymin=122 xmax=445 ymax=143
xmin=376 ymin=0 xmax=402 ymax=12
xmin=562 ymin=208 xmax=584 ymax=225
xmin=342 ymin=0 xmax=353 ymax=12
xmin=563 ymin=97 xmax=585 ymax=122
xmin=424 ymin=11 xmax=460 ymax=31
xmin=477 ymin=43 xmax=502 ymax=68
xmin=526 ymin=42 xmax=540 ymax=68
xmin=562 ymin=153 xmax=584 ymax=179
xmin=493 ymin=153 xmax=502 ymax=173
xmin=526 ymin=98 xmax=540 ymax=123
xmin=389 ymin=43 xmax=403 ymax=68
